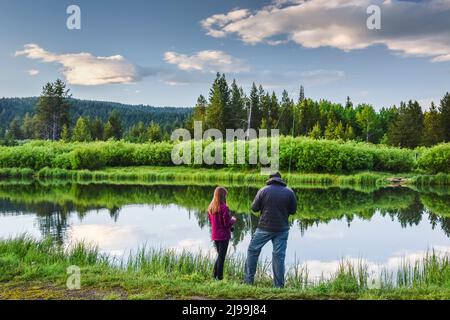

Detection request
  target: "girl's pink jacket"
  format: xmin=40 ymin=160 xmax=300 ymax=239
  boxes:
xmin=208 ymin=204 xmax=236 ymax=241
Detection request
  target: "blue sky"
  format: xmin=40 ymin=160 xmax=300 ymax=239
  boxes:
xmin=1 ymin=0 xmax=450 ymax=109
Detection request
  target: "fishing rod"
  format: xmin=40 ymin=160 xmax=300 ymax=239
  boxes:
xmin=287 ymin=88 xmax=298 ymax=185
xmin=237 ymin=87 xmax=299 ymax=235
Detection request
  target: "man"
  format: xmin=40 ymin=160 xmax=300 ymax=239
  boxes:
xmin=244 ymin=172 xmax=297 ymax=288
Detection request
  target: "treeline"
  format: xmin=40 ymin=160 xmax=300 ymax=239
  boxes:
xmin=3 ymin=77 xmax=449 ymax=149
xmin=0 ymin=81 xmax=191 ymax=142
xmin=189 ymin=73 xmax=450 ymax=148
xmin=6 ymin=110 xmax=166 ymax=143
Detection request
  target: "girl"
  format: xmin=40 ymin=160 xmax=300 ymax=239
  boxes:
xmin=208 ymin=187 xmax=236 ymax=280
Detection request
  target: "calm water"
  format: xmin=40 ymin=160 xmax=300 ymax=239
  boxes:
xmin=0 ymin=183 xmax=449 ymax=278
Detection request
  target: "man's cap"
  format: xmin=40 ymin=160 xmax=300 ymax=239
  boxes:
xmin=267 ymin=172 xmax=286 ymax=186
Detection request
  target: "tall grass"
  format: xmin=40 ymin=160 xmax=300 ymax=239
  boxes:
xmin=0 ymin=165 xmax=393 ymax=190
xmin=2 ymin=166 xmax=450 ymax=186
xmin=410 ymin=173 xmax=450 ymax=187
xmin=2 ymin=236 xmax=450 ymax=296
xmin=396 ymin=251 xmax=450 ymax=288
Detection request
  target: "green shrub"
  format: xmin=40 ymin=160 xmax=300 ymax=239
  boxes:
xmin=417 ymin=143 xmax=450 ymax=174
xmin=70 ymin=147 xmax=107 ymax=170
xmin=132 ymin=143 xmax=174 ymax=166
xmin=52 ymin=153 xmax=72 ymax=169
xmin=279 ymin=137 xmax=413 ymax=173
xmin=102 ymin=142 xmax=135 ymax=167
xmin=0 ymin=138 xmax=418 ymax=173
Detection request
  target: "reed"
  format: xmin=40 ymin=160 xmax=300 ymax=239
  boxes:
xmin=2 ymin=236 xmax=450 ymax=299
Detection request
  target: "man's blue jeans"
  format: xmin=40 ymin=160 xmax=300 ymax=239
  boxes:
xmin=244 ymin=228 xmax=289 ymax=288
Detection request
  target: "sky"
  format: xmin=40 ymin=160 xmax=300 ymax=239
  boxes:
xmin=1 ymin=0 xmax=450 ymax=109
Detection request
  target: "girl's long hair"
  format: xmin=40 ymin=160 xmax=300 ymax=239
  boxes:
xmin=208 ymin=187 xmax=227 ymax=215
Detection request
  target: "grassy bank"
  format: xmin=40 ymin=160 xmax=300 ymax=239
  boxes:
xmin=0 ymin=139 xmax=448 ymax=186
xmin=0 ymin=166 xmax=392 ymax=188
xmin=1 ymin=165 xmax=449 ymax=188
xmin=1 ymin=237 xmax=450 ymax=300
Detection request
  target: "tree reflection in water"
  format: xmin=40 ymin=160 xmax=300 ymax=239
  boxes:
xmin=0 ymin=183 xmax=449 ymax=244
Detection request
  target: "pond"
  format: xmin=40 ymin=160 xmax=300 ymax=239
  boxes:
xmin=0 ymin=182 xmax=449 ymax=279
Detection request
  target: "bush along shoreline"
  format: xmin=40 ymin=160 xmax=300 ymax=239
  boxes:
xmin=0 ymin=139 xmax=448 ymax=185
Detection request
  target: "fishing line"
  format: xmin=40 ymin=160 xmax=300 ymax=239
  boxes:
xmin=287 ymin=89 xmax=297 ymax=185
xmin=243 ymin=88 xmax=298 ymax=235
xmin=272 ymin=88 xmax=298 ymax=184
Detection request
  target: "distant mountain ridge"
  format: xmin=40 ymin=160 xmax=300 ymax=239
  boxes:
xmin=0 ymin=97 xmax=192 ymax=131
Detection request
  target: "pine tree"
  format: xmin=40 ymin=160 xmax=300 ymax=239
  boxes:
xmin=334 ymin=121 xmax=345 ymax=139
xmin=440 ymin=92 xmax=450 ymax=142
xmin=344 ymin=123 xmax=355 ymax=141
xmin=299 ymin=85 xmax=305 ymax=104
xmin=193 ymin=95 xmax=207 ymax=123
xmin=103 ymin=121 xmax=114 ymax=140
xmin=7 ymin=118 xmax=23 ymax=140
xmin=72 ymin=117 xmax=92 ymax=142
xmin=21 ymin=113 xmax=35 ymax=139
xmin=387 ymin=100 xmax=424 ymax=148
xmin=298 ymin=86 xmax=305 ymax=104
xmin=35 ymin=79 xmax=71 ymax=140
xmin=127 ymin=121 xmax=147 ymax=143
xmin=308 ymin=122 xmax=322 ymax=139
xmin=147 ymin=122 xmax=162 ymax=142
xmin=279 ymin=90 xmax=294 ymax=135
xmin=90 ymin=117 xmax=104 ymax=141
xmin=423 ymin=102 xmax=444 ymax=146
xmin=104 ymin=111 xmax=123 ymax=140
xmin=324 ymin=118 xmax=337 ymax=140
xmin=298 ymin=99 xmax=320 ymax=135
xmin=378 ymin=107 xmax=398 ymax=140
xmin=270 ymin=92 xmax=279 ymax=131
xmin=261 ymin=92 xmax=271 ymax=130
xmin=186 ymin=95 xmax=207 ymax=133
xmin=345 ymin=96 xmax=353 ymax=109
xmin=229 ymin=80 xmax=246 ymax=129
xmin=248 ymin=83 xmax=261 ymax=130
xmin=260 ymin=118 xmax=268 ymax=130
xmin=61 ymin=124 xmax=70 ymax=142
xmin=31 ymin=114 xmax=40 ymax=139
xmin=206 ymin=73 xmax=230 ymax=131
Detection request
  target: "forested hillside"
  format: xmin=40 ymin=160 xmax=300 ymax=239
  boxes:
xmin=0 ymin=97 xmax=192 ymax=133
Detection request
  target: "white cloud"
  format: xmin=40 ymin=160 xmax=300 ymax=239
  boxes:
xmin=15 ymin=44 xmax=155 ymax=85
xmin=164 ymin=50 xmax=250 ymax=73
xmin=202 ymin=0 xmax=450 ymax=62
xmin=201 ymin=9 xmax=251 ymax=38
xmin=67 ymin=224 xmax=140 ymax=256
xmin=27 ymin=69 xmax=39 ymax=76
